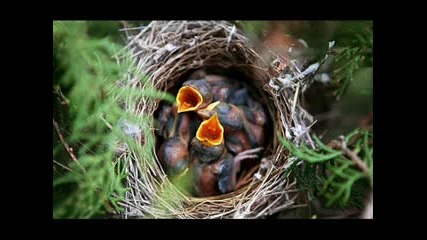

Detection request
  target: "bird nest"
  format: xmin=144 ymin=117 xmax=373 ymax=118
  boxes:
xmin=115 ymin=21 xmax=314 ymax=218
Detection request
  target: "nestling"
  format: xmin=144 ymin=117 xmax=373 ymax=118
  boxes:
xmin=190 ymin=113 xmax=264 ymax=197
xmin=197 ymin=101 xmax=266 ymax=155
xmin=157 ymin=112 xmax=199 ymax=176
xmin=176 ymin=79 xmax=213 ymax=113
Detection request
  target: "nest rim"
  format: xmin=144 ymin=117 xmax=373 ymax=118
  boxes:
xmin=117 ymin=20 xmax=312 ymax=219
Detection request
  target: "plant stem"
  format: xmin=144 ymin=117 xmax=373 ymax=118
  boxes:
xmin=328 ymin=138 xmax=369 ymax=175
xmin=53 ymin=118 xmax=87 ymax=173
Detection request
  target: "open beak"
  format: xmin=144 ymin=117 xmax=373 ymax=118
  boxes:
xmin=196 ymin=113 xmax=224 ymax=146
xmin=197 ymin=101 xmax=220 ymax=119
xmin=176 ymin=86 xmax=203 ymax=113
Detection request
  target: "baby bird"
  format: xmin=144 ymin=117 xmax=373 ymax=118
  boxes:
xmin=157 ymin=104 xmax=174 ymax=139
xmin=157 ymin=111 xmax=198 ymax=177
xmin=192 ymin=147 xmax=264 ymax=197
xmin=188 ymin=113 xmax=225 ymax=197
xmin=190 ymin=113 xmax=225 ymax=163
xmin=157 ymin=103 xmax=201 ymax=139
xmin=187 ymin=71 xmax=253 ymax=106
xmin=217 ymin=147 xmax=264 ymax=194
xmin=226 ymin=87 xmax=250 ymax=106
xmin=234 ymin=98 xmax=267 ymax=150
xmin=240 ymin=98 xmax=267 ymax=126
xmin=176 ymin=79 xmax=213 ymax=113
xmin=197 ymin=101 xmax=266 ymax=155
xmin=204 ymin=74 xmax=245 ymax=103
xmin=197 ymin=101 xmax=242 ymax=134
xmin=189 ymin=113 xmax=264 ymax=197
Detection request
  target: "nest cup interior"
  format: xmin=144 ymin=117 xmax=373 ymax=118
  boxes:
xmin=155 ymin=66 xmax=275 ymax=199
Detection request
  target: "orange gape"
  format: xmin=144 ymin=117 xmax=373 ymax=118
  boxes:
xmin=176 ymin=86 xmax=203 ymax=113
xmin=196 ymin=113 xmax=224 ymax=147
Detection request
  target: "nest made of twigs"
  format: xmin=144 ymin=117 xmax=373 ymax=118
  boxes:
xmin=115 ymin=21 xmax=314 ymax=219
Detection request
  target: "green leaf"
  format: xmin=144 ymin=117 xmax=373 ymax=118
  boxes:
xmin=280 ymin=127 xmax=373 ymax=208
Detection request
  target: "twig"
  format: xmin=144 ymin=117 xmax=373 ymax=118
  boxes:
xmin=290 ymin=82 xmax=300 ymax=120
xmin=311 ymin=198 xmax=360 ymax=218
xmin=360 ymin=193 xmax=373 ymax=219
xmin=120 ymin=21 xmax=130 ymax=29
xmin=328 ymin=136 xmax=369 ymax=175
xmin=53 ymin=159 xmax=77 ymax=174
xmin=53 ymin=118 xmax=86 ymax=173
xmin=100 ymin=113 xmax=113 ymax=130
